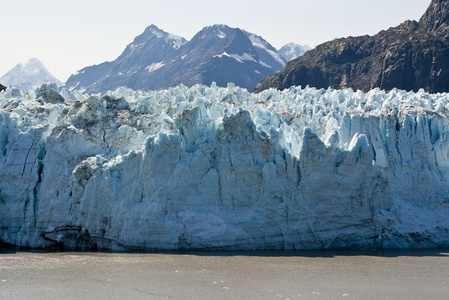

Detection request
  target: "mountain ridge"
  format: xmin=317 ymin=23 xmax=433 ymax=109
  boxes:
xmin=254 ymin=0 xmax=449 ymax=94
xmin=65 ymin=25 xmax=308 ymax=93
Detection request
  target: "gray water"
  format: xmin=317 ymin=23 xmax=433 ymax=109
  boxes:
xmin=1 ymin=249 xmax=449 ymax=299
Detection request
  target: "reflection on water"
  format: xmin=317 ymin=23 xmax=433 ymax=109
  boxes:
xmin=1 ymin=249 xmax=449 ymax=300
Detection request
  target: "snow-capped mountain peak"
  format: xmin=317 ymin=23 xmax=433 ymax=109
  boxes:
xmin=145 ymin=24 xmax=165 ymax=38
xmin=196 ymin=24 xmax=235 ymax=40
xmin=11 ymin=58 xmax=48 ymax=77
xmin=130 ymin=24 xmax=187 ymax=50
xmin=210 ymin=24 xmax=231 ymax=38
xmin=278 ymin=43 xmax=312 ymax=62
xmin=0 ymin=58 xmax=61 ymax=92
xmin=20 ymin=58 xmax=46 ymax=74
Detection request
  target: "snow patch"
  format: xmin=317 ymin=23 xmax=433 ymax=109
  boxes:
xmin=258 ymin=60 xmax=272 ymax=69
xmin=242 ymin=30 xmax=286 ymax=67
xmin=149 ymin=27 xmax=164 ymax=38
xmin=214 ymin=52 xmax=257 ymax=63
xmin=266 ymin=49 xmax=286 ymax=66
xmin=166 ymin=34 xmax=186 ymax=49
xmin=146 ymin=62 xmax=165 ymax=73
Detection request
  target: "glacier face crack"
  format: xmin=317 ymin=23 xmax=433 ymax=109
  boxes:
xmin=1 ymin=84 xmax=449 ymax=250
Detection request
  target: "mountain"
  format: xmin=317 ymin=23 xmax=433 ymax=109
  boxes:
xmin=66 ymin=25 xmax=187 ymax=93
xmin=255 ymin=0 xmax=449 ymax=94
xmin=65 ymin=24 xmax=287 ymax=93
xmin=0 ymin=58 xmax=61 ymax=92
xmin=278 ymin=43 xmax=312 ymax=61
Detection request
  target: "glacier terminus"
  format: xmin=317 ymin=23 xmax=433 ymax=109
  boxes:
xmin=1 ymin=83 xmax=449 ymax=250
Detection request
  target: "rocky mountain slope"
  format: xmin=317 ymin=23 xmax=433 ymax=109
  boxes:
xmin=66 ymin=25 xmax=287 ymax=93
xmin=1 ymin=84 xmax=449 ymax=250
xmin=255 ymin=0 xmax=449 ymax=94
xmin=0 ymin=58 xmax=61 ymax=92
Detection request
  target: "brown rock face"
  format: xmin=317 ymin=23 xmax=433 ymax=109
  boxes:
xmin=255 ymin=0 xmax=449 ymax=94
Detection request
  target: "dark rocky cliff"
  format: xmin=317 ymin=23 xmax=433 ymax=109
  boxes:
xmin=255 ymin=0 xmax=449 ymax=93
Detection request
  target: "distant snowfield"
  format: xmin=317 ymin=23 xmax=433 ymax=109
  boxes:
xmin=1 ymin=83 xmax=449 ymax=250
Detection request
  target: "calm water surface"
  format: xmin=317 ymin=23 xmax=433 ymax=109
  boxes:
xmin=1 ymin=249 xmax=448 ymax=299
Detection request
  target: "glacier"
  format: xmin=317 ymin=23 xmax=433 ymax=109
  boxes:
xmin=1 ymin=83 xmax=449 ymax=250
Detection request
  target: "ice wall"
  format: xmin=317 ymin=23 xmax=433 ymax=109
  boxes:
xmin=1 ymin=83 xmax=449 ymax=250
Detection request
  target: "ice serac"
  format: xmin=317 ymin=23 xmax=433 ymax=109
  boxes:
xmin=1 ymin=84 xmax=449 ymax=250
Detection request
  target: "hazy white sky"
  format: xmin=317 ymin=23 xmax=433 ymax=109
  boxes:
xmin=1 ymin=0 xmax=431 ymax=82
